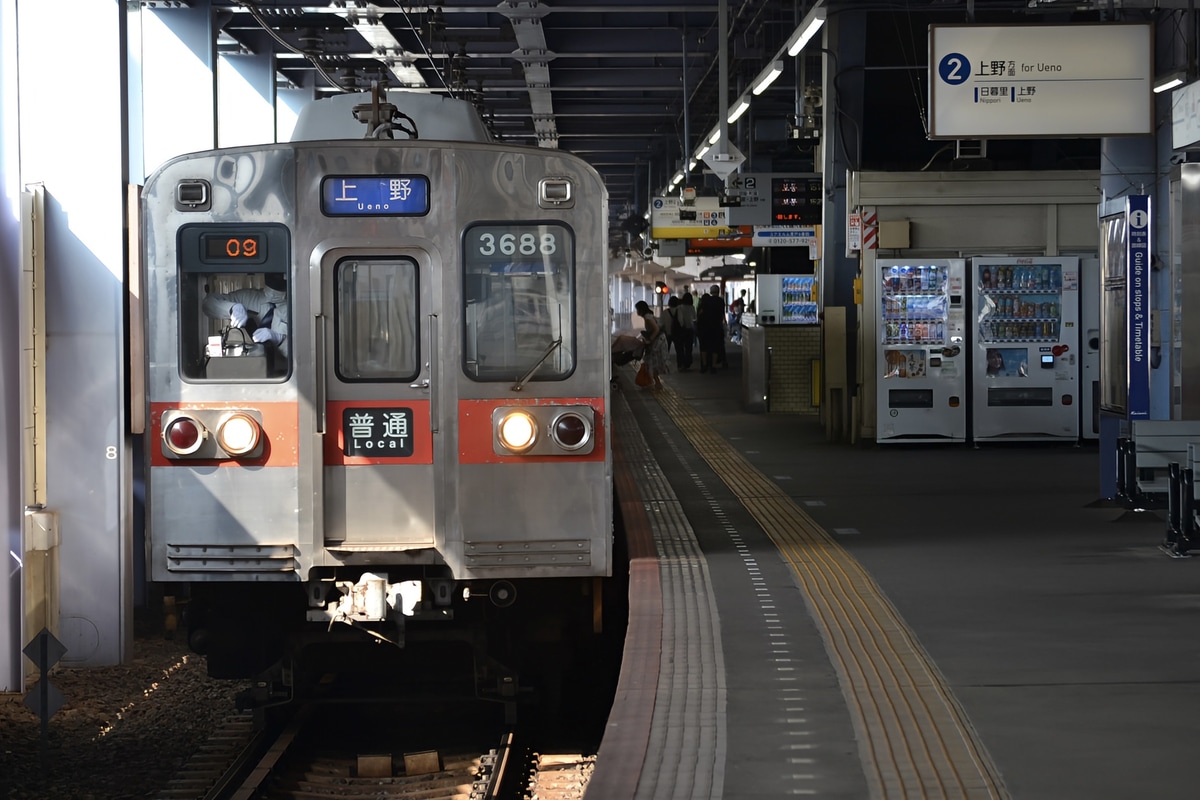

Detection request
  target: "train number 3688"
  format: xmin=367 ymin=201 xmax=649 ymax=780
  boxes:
xmin=476 ymin=232 xmax=558 ymax=256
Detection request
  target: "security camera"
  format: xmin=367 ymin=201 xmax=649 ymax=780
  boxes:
xmin=643 ymin=246 xmax=655 ymax=258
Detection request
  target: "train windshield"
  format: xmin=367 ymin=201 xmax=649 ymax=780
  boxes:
xmin=181 ymin=271 xmax=291 ymax=382
xmin=461 ymin=223 xmax=576 ymax=381
xmin=334 ymin=258 xmax=420 ymax=381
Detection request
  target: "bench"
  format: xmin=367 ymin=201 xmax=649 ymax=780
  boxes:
xmin=1116 ymin=420 xmax=1200 ymax=511
xmin=1163 ymin=442 xmax=1200 ymax=557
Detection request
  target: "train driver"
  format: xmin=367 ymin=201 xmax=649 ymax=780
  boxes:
xmin=202 ymin=272 xmax=290 ymax=357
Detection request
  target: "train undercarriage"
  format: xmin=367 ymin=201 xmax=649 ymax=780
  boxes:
xmin=178 ymin=572 xmax=624 ymax=723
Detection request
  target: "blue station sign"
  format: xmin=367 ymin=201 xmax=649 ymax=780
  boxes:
xmin=1126 ymin=194 xmax=1150 ymax=420
xmin=322 ymin=175 xmax=430 ymax=216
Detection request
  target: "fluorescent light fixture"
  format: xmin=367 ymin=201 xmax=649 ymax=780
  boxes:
xmin=688 ymin=159 xmax=697 ymax=171
xmin=786 ymin=4 xmax=826 ymax=57
xmin=708 ymin=129 xmax=722 ymax=145
xmin=727 ymin=95 xmax=751 ymax=124
xmin=695 ymin=144 xmax=711 ymax=159
xmin=752 ymin=60 xmax=784 ymax=95
xmin=1154 ymin=69 xmax=1187 ymax=94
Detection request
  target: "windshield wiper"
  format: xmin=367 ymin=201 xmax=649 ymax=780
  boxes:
xmin=511 ymin=338 xmax=563 ymax=392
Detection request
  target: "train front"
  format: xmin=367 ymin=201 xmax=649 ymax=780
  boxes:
xmin=140 ymin=99 xmax=612 ymax=701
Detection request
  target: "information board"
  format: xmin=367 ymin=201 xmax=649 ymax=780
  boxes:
xmin=650 ymin=196 xmax=732 ymax=239
xmin=929 ymin=24 xmax=1152 ymax=138
xmin=726 ymin=173 xmax=821 ymax=226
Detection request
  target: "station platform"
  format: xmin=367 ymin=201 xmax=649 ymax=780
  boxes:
xmin=590 ymin=343 xmax=1197 ymax=800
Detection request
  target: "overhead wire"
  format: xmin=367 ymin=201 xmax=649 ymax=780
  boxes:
xmin=234 ymin=0 xmax=347 ymax=92
xmin=891 ymin=2 xmax=930 ymax=138
xmin=234 ymin=0 xmax=452 ymax=96
xmin=376 ymin=0 xmax=454 ymax=96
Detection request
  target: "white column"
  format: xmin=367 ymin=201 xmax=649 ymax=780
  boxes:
xmin=138 ymin=3 xmax=215 ymax=179
xmin=14 ymin=0 xmax=131 ymax=667
xmin=277 ymin=86 xmax=315 ymax=143
xmin=218 ymin=53 xmax=275 ymax=147
xmin=0 ymin=0 xmax=21 ymax=691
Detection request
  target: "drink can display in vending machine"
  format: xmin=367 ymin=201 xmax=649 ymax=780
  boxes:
xmin=876 ymin=258 xmax=967 ymax=444
xmin=970 ymin=256 xmax=1079 ymax=442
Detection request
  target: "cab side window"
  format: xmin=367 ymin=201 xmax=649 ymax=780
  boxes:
xmin=177 ymin=224 xmax=291 ymax=382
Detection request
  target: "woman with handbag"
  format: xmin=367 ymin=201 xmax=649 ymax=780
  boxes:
xmin=635 ymin=300 xmax=668 ymax=390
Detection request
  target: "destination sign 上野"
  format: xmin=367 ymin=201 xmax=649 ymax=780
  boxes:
xmin=322 ymin=175 xmax=430 ymax=216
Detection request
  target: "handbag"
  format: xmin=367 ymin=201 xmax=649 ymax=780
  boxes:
xmin=635 ymin=362 xmax=652 ymax=387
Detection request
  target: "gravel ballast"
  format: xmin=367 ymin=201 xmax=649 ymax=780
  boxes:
xmin=0 ymin=627 xmax=244 ymax=800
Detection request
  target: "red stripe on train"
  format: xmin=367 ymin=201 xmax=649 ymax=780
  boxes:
xmin=458 ymin=397 xmax=607 ymax=464
xmin=148 ymin=401 xmax=299 ymax=468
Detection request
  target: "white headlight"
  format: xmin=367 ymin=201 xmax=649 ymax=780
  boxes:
xmin=217 ymin=413 xmax=261 ymax=456
xmin=498 ymin=411 xmax=538 ymax=452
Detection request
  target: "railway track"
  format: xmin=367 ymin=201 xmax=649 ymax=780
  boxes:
xmin=155 ymin=700 xmax=598 ymax=800
xmin=155 ymin=712 xmax=260 ymax=800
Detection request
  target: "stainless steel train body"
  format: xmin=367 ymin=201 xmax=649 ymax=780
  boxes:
xmin=141 ymin=96 xmax=612 ymax=687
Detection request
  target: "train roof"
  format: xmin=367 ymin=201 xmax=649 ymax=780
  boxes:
xmin=290 ymin=90 xmax=493 ymax=144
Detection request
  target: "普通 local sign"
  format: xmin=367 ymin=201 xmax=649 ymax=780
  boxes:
xmin=929 ymin=24 xmax=1152 ymax=139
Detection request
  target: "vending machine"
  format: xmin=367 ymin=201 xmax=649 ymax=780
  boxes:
xmin=755 ymin=274 xmax=819 ymax=325
xmin=875 ymin=259 xmax=968 ymax=443
xmin=971 ymin=256 xmax=1080 ymax=442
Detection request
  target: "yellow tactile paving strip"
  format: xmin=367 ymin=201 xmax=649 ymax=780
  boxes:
xmin=653 ymin=385 xmax=1009 ymax=800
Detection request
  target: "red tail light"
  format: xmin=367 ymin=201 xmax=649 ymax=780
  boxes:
xmin=552 ymin=412 xmax=591 ymax=449
xmin=164 ymin=417 xmax=204 ymax=455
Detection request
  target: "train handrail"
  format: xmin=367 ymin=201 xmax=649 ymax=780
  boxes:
xmin=428 ymin=314 xmax=439 ymax=432
xmin=315 ymin=314 xmax=327 ymax=435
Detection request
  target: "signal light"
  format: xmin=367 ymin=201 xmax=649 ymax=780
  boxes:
xmin=654 ymin=281 xmax=668 ymax=295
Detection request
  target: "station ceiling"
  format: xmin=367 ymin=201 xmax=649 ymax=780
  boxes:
xmin=198 ymin=0 xmax=1187 ymax=246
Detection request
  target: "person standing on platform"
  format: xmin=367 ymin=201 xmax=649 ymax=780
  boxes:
xmin=730 ymin=289 xmax=746 ymax=345
xmin=635 ymin=299 xmax=668 ymax=389
xmin=674 ymin=293 xmax=695 ymax=371
xmin=659 ymin=297 xmax=675 ymax=354
xmin=696 ymin=284 xmax=726 ymax=373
